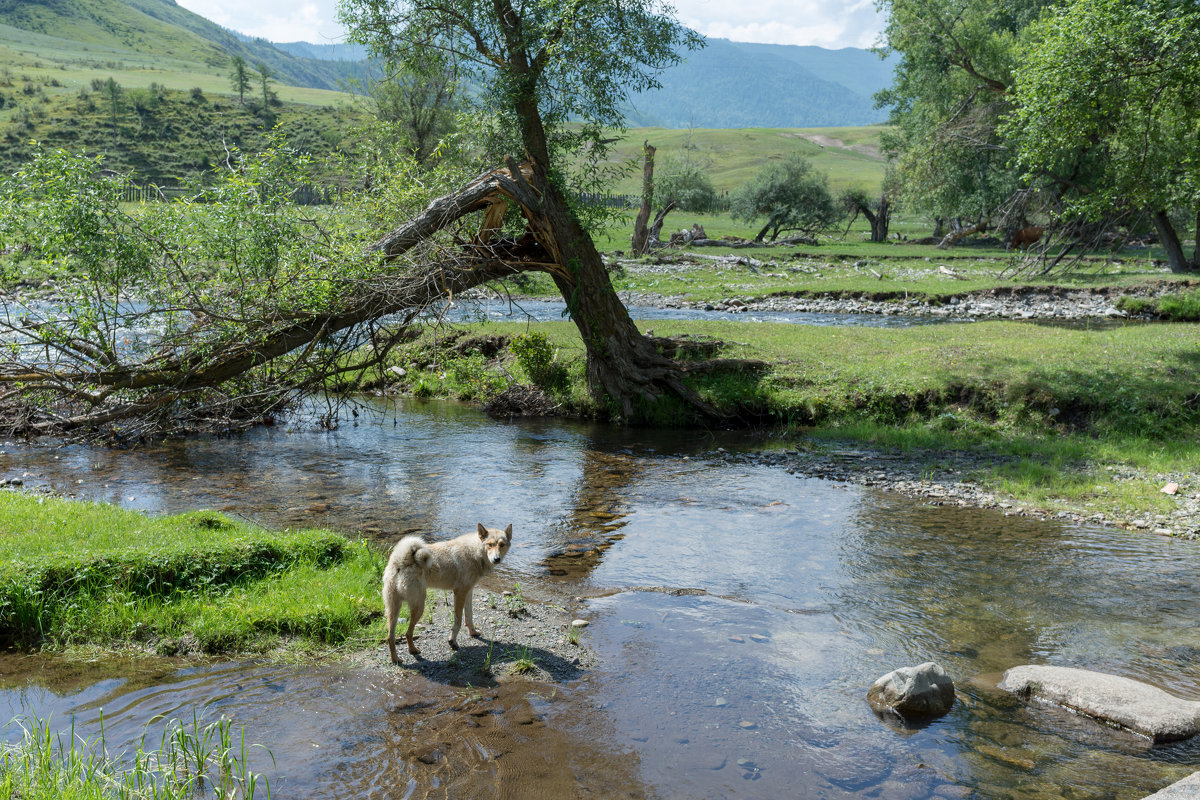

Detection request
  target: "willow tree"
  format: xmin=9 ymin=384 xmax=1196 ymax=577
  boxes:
xmin=339 ymin=0 xmax=710 ymax=418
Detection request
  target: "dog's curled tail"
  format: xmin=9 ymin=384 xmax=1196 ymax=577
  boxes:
xmin=394 ymin=535 xmax=433 ymax=570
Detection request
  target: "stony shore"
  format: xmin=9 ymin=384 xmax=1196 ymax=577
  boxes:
xmin=719 ymin=445 xmax=1200 ymax=540
xmin=605 ymin=253 xmax=1195 ymax=321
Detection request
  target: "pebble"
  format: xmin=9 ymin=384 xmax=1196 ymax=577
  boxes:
xmin=570 ymin=619 xmax=588 ymax=628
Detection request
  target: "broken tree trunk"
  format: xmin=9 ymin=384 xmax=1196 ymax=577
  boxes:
xmin=630 ymin=141 xmax=656 ymax=256
xmin=937 ymin=220 xmax=987 ymax=249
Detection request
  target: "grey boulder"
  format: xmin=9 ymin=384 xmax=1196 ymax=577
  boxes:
xmin=1141 ymin=771 xmax=1200 ymax=799
xmin=867 ymin=662 xmax=955 ymax=719
xmin=999 ymin=665 xmax=1200 ymax=743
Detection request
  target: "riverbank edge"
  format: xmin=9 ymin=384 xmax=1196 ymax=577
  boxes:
xmin=0 ymin=490 xmax=597 ymax=677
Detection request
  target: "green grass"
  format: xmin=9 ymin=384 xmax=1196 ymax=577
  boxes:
xmin=0 ymin=493 xmax=385 ymax=655
xmin=0 ymin=711 xmax=271 ymax=800
xmin=592 ymin=125 xmax=888 ymax=196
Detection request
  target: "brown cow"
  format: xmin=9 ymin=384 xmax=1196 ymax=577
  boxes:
xmin=1008 ymin=225 xmax=1044 ymax=251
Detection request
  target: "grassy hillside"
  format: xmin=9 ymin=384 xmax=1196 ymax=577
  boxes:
xmin=0 ymin=0 xmax=367 ymax=97
xmin=0 ymin=74 xmax=362 ymax=183
xmin=600 ymin=125 xmax=888 ymax=196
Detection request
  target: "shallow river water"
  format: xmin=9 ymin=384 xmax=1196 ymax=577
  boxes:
xmin=2 ymin=399 xmax=1199 ymax=799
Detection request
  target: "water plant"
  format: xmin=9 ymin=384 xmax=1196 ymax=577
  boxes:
xmin=508 ymin=646 xmax=536 ymax=675
xmin=0 ymin=710 xmax=272 ymax=799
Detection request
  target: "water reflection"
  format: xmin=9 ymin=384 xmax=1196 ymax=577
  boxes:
xmin=2 ymin=399 xmax=1200 ymax=798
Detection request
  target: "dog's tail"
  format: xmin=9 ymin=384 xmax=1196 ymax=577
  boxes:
xmin=393 ymin=535 xmax=433 ymax=570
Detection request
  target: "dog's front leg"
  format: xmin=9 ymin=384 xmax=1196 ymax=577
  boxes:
xmin=465 ymin=588 xmax=482 ymax=638
xmin=449 ymin=588 xmax=468 ymax=650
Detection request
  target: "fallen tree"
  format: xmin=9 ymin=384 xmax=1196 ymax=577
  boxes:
xmin=0 ymin=151 xmax=725 ymax=438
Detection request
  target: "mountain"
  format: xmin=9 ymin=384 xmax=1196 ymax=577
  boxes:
xmin=626 ymin=38 xmax=895 ymax=128
xmin=0 ymin=0 xmax=368 ymax=91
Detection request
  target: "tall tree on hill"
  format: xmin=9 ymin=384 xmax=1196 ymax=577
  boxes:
xmin=255 ymin=62 xmax=277 ymax=118
xmin=102 ymin=76 xmax=122 ymax=148
xmin=229 ymin=55 xmax=251 ymax=105
xmin=339 ymin=0 xmax=713 ymax=418
xmin=370 ymin=55 xmax=459 ymax=166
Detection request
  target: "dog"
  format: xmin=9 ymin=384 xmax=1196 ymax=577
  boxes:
xmin=383 ymin=523 xmax=512 ymax=664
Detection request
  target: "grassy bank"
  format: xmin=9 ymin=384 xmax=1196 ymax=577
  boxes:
xmin=365 ymin=318 xmax=1200 ymax=522
xmin=0 ymin=493 xmax=384 ymax=656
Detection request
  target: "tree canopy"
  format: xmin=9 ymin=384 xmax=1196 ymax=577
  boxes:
xmin=731 ymin=155 xmax=838 ymax=242
xmin=1004 ymin=0 xmax=1200 ymax=271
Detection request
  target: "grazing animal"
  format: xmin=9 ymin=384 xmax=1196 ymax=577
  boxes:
xmin=383 ymin=523 xmax=513 ymax=664
xmin=1009 ymin=225 xmax=1044 ymax=251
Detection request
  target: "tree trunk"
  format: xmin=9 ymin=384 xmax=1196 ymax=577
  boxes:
xmin=871 ymin=196 xmax=890 ymax=242
xmin=631 ymin=141 xmax=655 ymax=256
xmin=1152 ymin=210 xmax=1196 ymax=273
xmin=1194 ymin=208 xmax=1200 ymax=267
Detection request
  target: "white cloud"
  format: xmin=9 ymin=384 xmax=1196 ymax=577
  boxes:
xmin=673 ymin=0 xmax=884 ymax=49
xmin=175 ymin=0 xmax=883 ymax=49
xmin=175 ymin=0 xmax=348 ymax=43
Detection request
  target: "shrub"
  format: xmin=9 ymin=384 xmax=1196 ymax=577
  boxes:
xmin=510 ymin=332 xmax=568 ymax=393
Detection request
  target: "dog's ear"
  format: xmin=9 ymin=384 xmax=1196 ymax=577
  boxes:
xmin=477 ymin=523 xmax=488 ymax=540
xmin=504 ymin=523 xmax=512 ymax=542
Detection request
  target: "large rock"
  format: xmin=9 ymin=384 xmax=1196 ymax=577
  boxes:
xmin=867 ymin=662 xmax=956 ymax=719
xmin=1142 ymin=771 xmax=1200 ymax=799
xmin=999 ymin=665 xmax=1200 ymax=743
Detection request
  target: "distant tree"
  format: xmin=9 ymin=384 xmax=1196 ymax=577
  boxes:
xmin=841 ymin=187 xmax=891 ymax=242
xmin=370 ymin=56 xmax=459 ymax=166
xmin=1005 ymin=0 xmax=1200 ymax=272
xmin=229 ymin=55 xmax=251 ymax=105
xmin=657 ymin=156 xmax=718 ymax=212
xmin=102 ymin=76 xmax=122 ymax=147
xmin=732 ymin=155 xmax=839 ymax=241
xmin=255 ymin=62 xmax=278 ymax=120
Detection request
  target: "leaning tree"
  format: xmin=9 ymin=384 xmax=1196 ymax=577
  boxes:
xmin=341 ymin=0 xmax=711 ymax=418
xmin=0 ymin=0 xmax=744 ymax=438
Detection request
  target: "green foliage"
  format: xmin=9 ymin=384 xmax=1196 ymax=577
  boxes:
xmin=340 ymin=0 xmax=703 ymax=178
xmin=731 ymin=154 xmax=839 ymax=241
xmin=1006 ymin=0 xmax=1200 ymax=269
xmin=444 ymin=353 xmax=506 ymax=401
xmin=510 ymin=332 xmax=568 ymax=393
xmin=229 ymin=54 xmax=250 ymax=105
xmin=0 ymin=712 xmax=271 ymax=800
xmin=876 ymin=0 xmax=1046 ymax=221
xmin=657 ymin=156 xmax=719 ymax=212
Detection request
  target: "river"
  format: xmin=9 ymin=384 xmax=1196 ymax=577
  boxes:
xmin=1 ymin=398 xmax=1198 ymax=798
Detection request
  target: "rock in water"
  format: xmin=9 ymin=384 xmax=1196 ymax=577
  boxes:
xmin=867 ymin=662 xmax=955 ymax=719
xmin=1141 ymin=771 xmax=1200 ymax=798
xmin=999 ymin=665 xmax=1200 ymax=743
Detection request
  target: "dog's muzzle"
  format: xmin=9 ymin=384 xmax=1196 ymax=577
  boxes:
xmin=490 ymin=555 xmax=502 ymax=564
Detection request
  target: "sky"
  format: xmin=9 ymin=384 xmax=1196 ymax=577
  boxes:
xmin=174 ymin=0 xmax=886 ymax=50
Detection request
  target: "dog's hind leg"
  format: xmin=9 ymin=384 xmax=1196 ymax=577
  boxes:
xmin=449 ymin=588 xmax=469 ymax=650
xmin=383 ymin=577 xmax=401 ymax=664
xmin=464 ymin=588 xmax=482 ymax=638
xmin=405 ymin=592 xmax=425 ymax=657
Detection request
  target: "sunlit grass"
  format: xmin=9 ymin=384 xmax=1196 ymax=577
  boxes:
xmin=0 ymin=493 xmax=386 ymax=655
xmin=0 ymin=711 xmax=271 ymax=800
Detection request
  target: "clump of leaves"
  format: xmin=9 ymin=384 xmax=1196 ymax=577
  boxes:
xmin=510 ymin=332 xmax=568 ymax=393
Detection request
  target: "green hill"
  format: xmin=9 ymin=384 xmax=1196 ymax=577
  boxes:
xmin=0 ymin=0 xmax=368 ymax=94
xmin=602 ymin=125 xmax=888 ymax=196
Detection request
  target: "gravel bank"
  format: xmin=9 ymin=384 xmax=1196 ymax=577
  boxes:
xmin=717 ymin=445 xmax=1200 ymax=539
xmin=349 ymin=581 xmax=599 ymax=684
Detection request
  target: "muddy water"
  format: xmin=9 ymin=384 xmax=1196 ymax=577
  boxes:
xmin=2 ymin=399 xmax=1200 ymax=799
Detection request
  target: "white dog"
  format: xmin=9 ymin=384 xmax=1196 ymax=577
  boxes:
xmin=382 ymin=523 xmax=512 ymax=664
